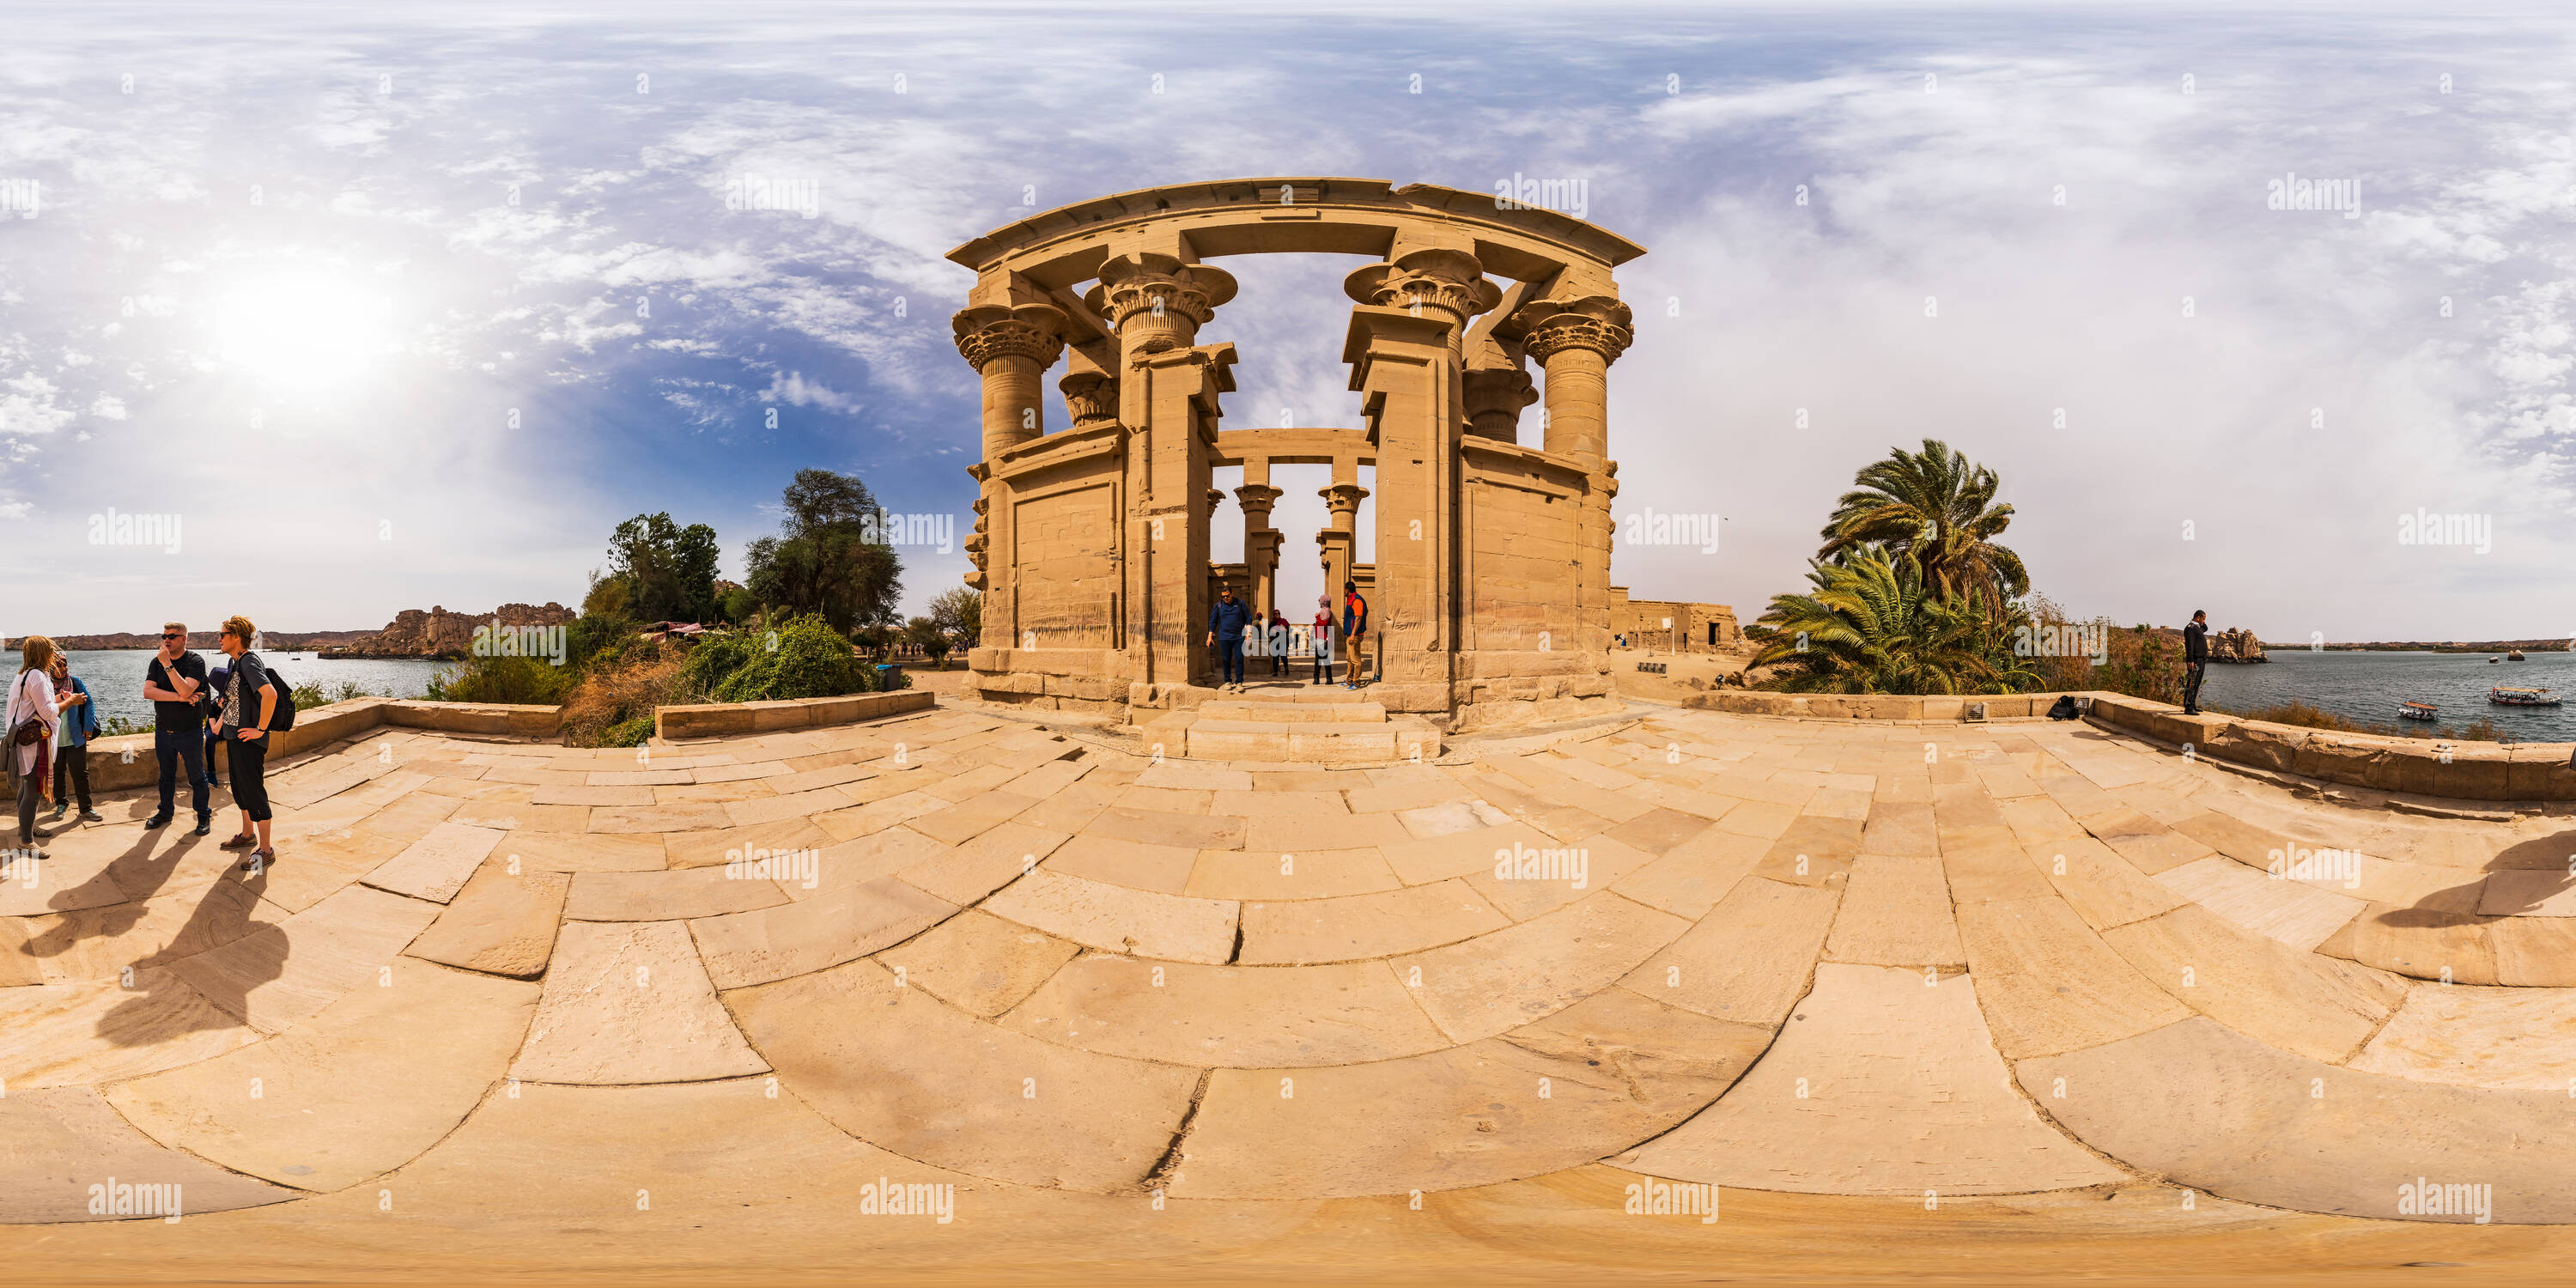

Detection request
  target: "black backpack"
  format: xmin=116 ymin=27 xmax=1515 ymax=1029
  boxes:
xmin=242 ymin=653 xmax=298 ymax=732
xmin=2046 ymin=695 xmax=2081 ymax=720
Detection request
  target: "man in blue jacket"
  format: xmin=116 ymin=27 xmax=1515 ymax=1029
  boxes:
xmin=46 ymin=652 xmax=101 ymax=823
xmin=1206 ymin=586 xmax=1253 ymax=690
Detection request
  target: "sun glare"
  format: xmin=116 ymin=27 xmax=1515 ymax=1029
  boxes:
xmin=215 ymin=270 xmax=396 ymax=387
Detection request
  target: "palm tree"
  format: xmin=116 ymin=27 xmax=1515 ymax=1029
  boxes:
xmin=1748 ymin=548 xmax=2041 ymax=695
xmin=1819 ymin=439 xmax=2028 ymax=615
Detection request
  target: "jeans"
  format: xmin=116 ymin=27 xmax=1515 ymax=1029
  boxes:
xmin=52 ymin=745 xmax=90 ymax=812
xmin=1312 ymin=647 xmax=1330 ymax=683
xmin=205 ymin=728 xmax=224 ymax=785
xmin=1216 ymin=637 xmax=1245 ymax=685
xmin=156 ymin=727 xmax=211 ymax=821
xmin=2182 ymin=662 xmax=2208 ymax=713
xmin=229 ymin=738 xmax=272 ymax=824
xmin=15 ymin=770 xmax=40 ymax=846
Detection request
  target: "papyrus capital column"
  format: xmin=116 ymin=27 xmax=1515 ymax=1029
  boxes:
xmin=1343 ymin=248 xmax=1502 ymax=361
xmin=1516 ymin=295 xmax=1633 ymax=465
xmin=953 ymin=303 xmax=1068 ymax=459
xmin=1462 ymin=365 xmax=1538 ymax=441
xmin=1085 ymin=252 xmax=1237 ymax=360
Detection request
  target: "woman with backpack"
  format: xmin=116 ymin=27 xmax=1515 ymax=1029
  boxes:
xmin=6 ymin=635 xmax=63 ymax=863
xmin=215 ymin=616 xmax=283 ymax=872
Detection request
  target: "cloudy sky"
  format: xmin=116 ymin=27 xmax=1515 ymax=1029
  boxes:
xmin=1 ymin=1 xmax=2568 ymax=642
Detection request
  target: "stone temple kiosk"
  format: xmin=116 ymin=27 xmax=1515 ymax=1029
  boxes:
xmin=952 ymin=178 xmax=1641 ymax=734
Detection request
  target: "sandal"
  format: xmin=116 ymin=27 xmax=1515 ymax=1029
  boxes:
xmin=219 ymin=833 xmax=259 ymax=851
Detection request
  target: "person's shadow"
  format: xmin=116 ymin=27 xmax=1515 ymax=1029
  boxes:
xmin=17 ymin=819 xmax=288 ymax=1043
xmin=2369 ymin=828 xmax=2576 ymax=930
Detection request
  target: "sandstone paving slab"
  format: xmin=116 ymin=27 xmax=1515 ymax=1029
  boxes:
xmin=530 ymin=785 xmax=657 ymax=807
xmin=1626 ymin=778 xmax=1747 ymax=822
xmin=350 ymin=791 xmax=465 ymax=842
xmin=444 ymin=799 xmax=592 ymax=834
xmin=690 ymin=876 xmax=956 ymax=989
xmin=1046 ymin=833 xmax=1201 ymax=895
xmin=1824 ymin=855 xmax=1964 ymax=967
xmin=1381 ymin=820 xmax=1560 ymax=887
xmin=1182 ymin=846 xmax=1400 ymax=901
xmin=0 ymin=967 xmax=260 ymax=1087
xmin=1941 ymin=825 xmax=2054 ymax=903
xmin=106 ymin=958 xmax=538 ymax=1192
xmin=361 ymin=821 xmax=507 ymax=904
xmin=1399 ymin=892 xmax=1689 ymax=1042
xmin=0 ymin=1085 xmax=295 ymax=1223
xmin=654 ymin=779 xmax=783 ymax=805
xmin=404 ymin=860 xmax=570 ymax=979
xmin=2488 ymin=913 xmax=2576 ymax=987
xmin=2478 ymin=868 xmax=2576 ymax=916
xmin=482 ymin=829 xmax=666 ymax=875
xmin=170 ymin=884 xmax=441 ymax=1034
xmin=662 ymin=819 xmax=838 ymax=872
xmin=981 ymin=868 xmax=1237 ymax=964
xmin=17 ymin=879 xmax=269 ymax=983
xmin=811 ymin=790 xmax=950 ymax=842
xmin=586 ymin=802 xmax=737 ymax=835
xmin=1168 ymin=1018 xmax=1748 ymax=1200
xmin=2153 ymin=855 xmax=2366 ymax=951
xmin=876 ymin=907 xmax=1082 ymax=1018
xmin=1000 ymin=953 xmax=1447 ymax=1067
xmin=1084 ymin=805 xmax=1246 ymax=852
xmin=727 ymin=957 xmax=1197 ymax=1192
xmin=1395 ymin=799 xmax=1515 ymax=839
xmin=1601 ymin=808 xmax=1716 ymax=857
xmin=1618 ymin=963 xmax=2123 ymax=1196
xmin=2334 ymin=903 xmax=2503 ymax=986
xmin=511 ymin=919 xmax=768 ymax=1084
xmin=895 ymin=821 xmax=1067 ymax=907
xmin=2023 ymin=1015 xmax=2576 ymax=1223
xmin=1236 ymin=879 xmax=1511 ymax=965
xmin=2351 ymin=981 xmax=2576 ymax=1090
xmin=907 ymin=791 xmax=1042 ymax=848
xmin=1632 ymin=876 xmax=1838 ymax=1026
xmin=1955 ymin=896 xmax=2191 ymax=1060
xmin=1607 ymin=827 xmax=1767 ymax=920
xmin=2028 ymin=835 xmax=2188 ymax=933
xmin=1466 ymin=834 xmax=1658 ymax=922
xmin=0 ymin=914 xmax=40 ymax=987
xmin=1999 ymin=796 xmax=2088 ymax=846
xmin=245 ymin=828 xmax=407 ymax=914
xmin=564 ymin=865 xmax=788 ymax=921
xmin=2100 ymin=903 xmax=2407 ymax=1064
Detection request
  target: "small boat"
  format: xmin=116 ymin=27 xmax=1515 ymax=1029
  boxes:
xmin=2507 ymin=649 xmax=2526 ymax=660
xmin=2399 ymin=701 xmax=2439 ymax=720
xmin=2488 ymin=657 xmax=2500 ymax=664
xmin=2489 ymin=686 xmax=2563 ymax=707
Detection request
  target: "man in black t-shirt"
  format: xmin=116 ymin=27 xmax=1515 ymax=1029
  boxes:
xmin=142 ymin=622 xmax=213 ymax=833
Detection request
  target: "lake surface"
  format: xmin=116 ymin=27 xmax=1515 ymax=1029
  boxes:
xmin=49 ymin=650 xmax=453 ymax=731
xmin=2199 ymin=648 xmax=2576 ymax=741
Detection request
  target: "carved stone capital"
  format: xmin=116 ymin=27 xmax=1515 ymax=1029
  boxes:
xmin=1060 ymin=370 xmax=1120 ymax=428
xmin=1515 ymin=295 xmax=1635 ymax=365
xmin=1320 ymin=482 xmax=1370 ymax=524
xmin=1083 ymin=252 xmax=1237 ymax=356
xmin=1344 ymin=248 xmax=1503 ymax=331
xmin=951 ymin=303 xmax=1068 ymax=372
xmin=1233 ymin=483 xmax=1284 ymax=522
xmin=1462 ymin=365 xmax=1538 ymax=437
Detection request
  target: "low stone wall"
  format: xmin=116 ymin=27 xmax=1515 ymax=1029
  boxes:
xmin=654 ymin=690 xmax=934 ymax=740
xmin=27 ymin=697 xmax=565 ymax=797
xmin=2085 ymin=694 xmax=2576 ymax=803
xmin=1682 ymin=690 xmax=2096 ymax=722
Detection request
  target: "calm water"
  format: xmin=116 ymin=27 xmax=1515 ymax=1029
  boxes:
xmin=46 ymin=650 xmax=453 ymax=731
xmin=2199 ymin=649 xmax=2576 ymax=741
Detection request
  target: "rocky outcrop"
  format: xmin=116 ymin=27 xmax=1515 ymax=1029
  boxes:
xmin=325 ymin=604 xmax=575 ymax=660
xmin=2208 ymin=628 xmax=2269 ymax=664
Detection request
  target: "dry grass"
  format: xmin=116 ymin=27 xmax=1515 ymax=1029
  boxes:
xmin=559 ymin=642 xmax=693 ymax=746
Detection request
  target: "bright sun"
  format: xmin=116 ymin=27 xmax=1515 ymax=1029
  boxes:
xmin=215 ymin=270 xmax=396 ymax=387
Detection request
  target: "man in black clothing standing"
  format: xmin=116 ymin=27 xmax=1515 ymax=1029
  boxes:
xmin=142 ymin=622 xmax=212 ymax=835
xmin=2181 ymin=610 xmax=2210 ymax=715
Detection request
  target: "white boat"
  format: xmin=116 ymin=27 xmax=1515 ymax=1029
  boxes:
xmin=2489 ymin=686 xmax=2562 ymax=707
xmin=2399 ymin=701 xmax=2439 ymax=720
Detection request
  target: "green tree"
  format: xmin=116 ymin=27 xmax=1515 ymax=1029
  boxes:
xmin=605 ymin=512 xmax=722 ymax=623
xmin=927 ymin=586 xmax=982 ymax=653
xmin=1819 ymin=439 xmax=2028 ymax=616
xmin=742 ymin=469 xmax=903 ymax=634
xmin=1748 ymin=548 xmax=2040 ymax=695
xmin=903 ymin=616 xmax=953 ymax=666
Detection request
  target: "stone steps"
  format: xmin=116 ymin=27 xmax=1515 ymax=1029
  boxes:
xmin=1199 ymin=700 xmax=1386 ymax=724
xmin=1169 ymin=692 xmax=1443 ymax=764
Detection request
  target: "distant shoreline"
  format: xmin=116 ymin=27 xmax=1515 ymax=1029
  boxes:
xmin=2275 ymin=642 xmax=2572 ymax=653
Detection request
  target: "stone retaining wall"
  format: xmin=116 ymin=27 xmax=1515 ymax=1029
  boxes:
xmin=1682 ymin=690 xmax=2095 ymax=722
xmin=27 ymin=697 xmax=567 ymax=796
xmin=2084 ymin=694 xmax=2576 ymax=803
xmin=654 ymin=690 xmax=934 ymax=740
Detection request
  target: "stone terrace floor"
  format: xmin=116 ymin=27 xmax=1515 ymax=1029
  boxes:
xmin=5 ymin=697 xmax=2576 ymax=1282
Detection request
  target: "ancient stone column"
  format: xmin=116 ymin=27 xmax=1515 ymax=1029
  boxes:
xmin=1518 ymin=296 xmax=1634 ymax=659
xmin=952 ymin=303 xmax=1068 ymax=459
xmin=1462 ymin=364 xmax=1537 ymax=442
xmin=1060 ymin=370 xmax=1119 ymax=430
xmin=1236 ymin=483 xmax=1283 ymax=618
xmin=1318 ymin=481 xmax=1368 ymax=600
xmin=1086 ymin=252 xmax=1236 ymax=359
xmin=1344 ymin=248 xmax=1502 ymax=362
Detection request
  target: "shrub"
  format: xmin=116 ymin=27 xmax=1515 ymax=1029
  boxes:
xmin=683 ymin=613 xmax=871 ymax=702
xmin=559 ymin=642 xmax=689 ymax=747
xmin=424 ymin=654 xmax=576 ymax=705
